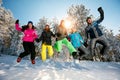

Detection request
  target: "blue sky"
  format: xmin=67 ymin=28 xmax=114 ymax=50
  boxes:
xmin=2 ymin=0 xmax=120 ymax=35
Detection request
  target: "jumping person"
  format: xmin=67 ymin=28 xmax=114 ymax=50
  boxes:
xmin=69 ymin=28 xmax=91 ymax=60
xmin=36 ymin=25 xmax=55 ymax=61
xmin=85 ymin=7 xmax=109 ymax=60
xmin=15 ymin=20 xmax=38 ymax=64
xmin=54 ymin=20 xmax=77 ymax=59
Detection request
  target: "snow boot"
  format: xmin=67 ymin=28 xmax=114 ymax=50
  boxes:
xmin=17 ymin=57 xmax=21 ymax=63
xmin=72 ymin=52 xmax=78 ymax=59
xmin=31 ymin=60 xmax=35 ymax=64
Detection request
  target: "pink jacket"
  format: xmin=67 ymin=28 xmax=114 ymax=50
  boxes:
xmin=15 ymin=24 xmax=38 ymax=42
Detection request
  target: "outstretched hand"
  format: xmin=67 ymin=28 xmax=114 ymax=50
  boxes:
xmin=98 ymin=7 xmax=103 ymax=12
xmin=15 ymin=19 xmax=19 ymax=24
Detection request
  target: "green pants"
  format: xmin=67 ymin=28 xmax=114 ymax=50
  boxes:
xmin=54 ymin=38 xmax=76 ymax=55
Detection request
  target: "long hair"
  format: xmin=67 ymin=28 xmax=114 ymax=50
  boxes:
xmin=21 ymin=21 xmax=35 ymax=32
xmin=59 ymin=20 xmax=64 ymax=27
xmin=44 ymin=24 xmax=50 ymax=32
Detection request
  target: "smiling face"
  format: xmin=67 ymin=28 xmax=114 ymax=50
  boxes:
xmin=44 ymin=25 xmax=50 ymax=31
xmin=86 ymin=17 xmax=93 ymax=25
xmin=45 ymin=25 xmax=49 ymax=29
xmin=28 ymin=23 xmax=33 ymax=29
xmin=87 ymin=18 xmax=92 ymax=24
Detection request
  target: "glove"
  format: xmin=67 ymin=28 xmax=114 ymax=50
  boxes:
xmin=98 ymin=7 xmax=104 ymax=18
xmin=98 ymin=7 xmax=102 ymax=11
xmin=35 ymin=38 xmax=40 ymax=43
xmin=98 ymin=7 xmax=103 ymax=13
xmin=15 ymin=19 xmax=19 ymax=24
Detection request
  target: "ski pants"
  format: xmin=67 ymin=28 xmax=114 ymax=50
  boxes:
xmin=19 ymin=41 xmax=36 ymax=60
xmin=90 ymin=35 xmax=109 ymax=56
xmin=41 ymin=43 xmax=53 ymax=61
xmin=53 ymin=38 xmax=76 ymax=55
xmin=78 ymin=45 xmax=90 ymax=56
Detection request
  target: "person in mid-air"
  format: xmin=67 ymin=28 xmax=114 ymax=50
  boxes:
xmin=15 ymin=20 xmax=38 ymax=64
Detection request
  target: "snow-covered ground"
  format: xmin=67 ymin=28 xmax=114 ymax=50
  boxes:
xmin=0 ymin=54 xmax=120 ymax=80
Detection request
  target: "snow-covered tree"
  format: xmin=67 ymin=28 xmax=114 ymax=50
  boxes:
xmin=0 ymin=3 xmax=15 ymax=54
xmin=67 ymin=4 xmax=90 ymax=37
xmin=0 ymin=0 xmax=22 ymax=55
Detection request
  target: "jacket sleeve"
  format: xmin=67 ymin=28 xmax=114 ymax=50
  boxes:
xmin=15 ymin=24 xmax=22 ymax=31
xmin=51 ymin=31 xmax=55 ymax=37
xmin=96 ymin=8 xmax=104 ymax=24
xmin=33 ymin=30 xmax=38 ymax=40
xmin=38 ymin=32 xmax=43 ymax=41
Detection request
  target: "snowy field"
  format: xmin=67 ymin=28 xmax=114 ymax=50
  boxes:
xmin=0 ymin=54 xmax=120 ymax=80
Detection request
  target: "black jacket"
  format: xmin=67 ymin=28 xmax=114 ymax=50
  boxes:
xmin=38 ymin=30 xmax=55 ymax=45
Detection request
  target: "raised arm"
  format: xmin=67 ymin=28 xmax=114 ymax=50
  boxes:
xmin=15 ymin=20 xmax=22 ymax=31
xmin=97 ymin=7 xmax=104 ymax=24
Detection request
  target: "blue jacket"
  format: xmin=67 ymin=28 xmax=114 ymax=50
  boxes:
xmin=85 ymin=8 xmax=104 ymax=39
xmin=69 ymin=32 xmax=84 ymax=48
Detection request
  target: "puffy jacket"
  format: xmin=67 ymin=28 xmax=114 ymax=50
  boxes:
xmin=15 ymin=24 xmax=38 ymax=42
xmin=56 ymin=25 xmax=67 ymax=40
xmin=85 ymin=8 xmax=104 ymax=39
xmin=69 ymin=32 xmax=84 ymax=48
xmin=39 ymin=30 xmax=55 ymax=45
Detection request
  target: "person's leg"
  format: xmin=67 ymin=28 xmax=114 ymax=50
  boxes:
xmin=62 ymin=38 xmax=76 ymax=55
xmin=47 ymin=45 xmax=54 ymax=58
xmin=62 ymin=38 xmax=77 ymax=59
xmin=29 ymin=42 xmax=36 ymax=64
xmin=41 ymin=44 xmax=47 ymax=61
xmin=19 ymin=42 xmax=30 ymax=58
xmin=78 ymin=46 xmax=88 ymax=55
xmin=29 ymin=42 xmax=36 ymax=60
xmin=17 ymin=42 xmax=30 ymax=62
xmin=78 ymin=45 xmax=92 ymax=60
xmin=90 ymin=39 xmax=97 ymax=57
xmin=53 ymin=40 xmax=62 ymax=52
xmin=96 ymin=39 xmax=109 ymax=55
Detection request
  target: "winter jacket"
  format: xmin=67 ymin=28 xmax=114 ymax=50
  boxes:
xmin=69 ymin=32 xmax=84 ymax=48
xmin=15 ymin=24 xmax=38 ymax=42
xmin=85 ymin=8 xmax=104 ymax=39
xmin=56 ymin=26 xmax=67 ymax=40
xmin=39 ymin=30 xmax=55 ymax=45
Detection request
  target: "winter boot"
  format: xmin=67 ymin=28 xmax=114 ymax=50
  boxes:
xmin=17 ymin=57 xmax=21 ymax=63
xmin=72 ymin=52 xmax=78 ymax=59
xmin=31 ymin=60 xmax=35 ymax=64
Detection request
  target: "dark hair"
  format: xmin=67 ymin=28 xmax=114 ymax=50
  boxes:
xmin=28 ymin=21 xmax=33 ymax=25
xmin=27 ymin=22 xmax=35 ymax=29
xmin=21 ymin=21 xmax=35 ymax=32
xmin=86 ymin=17 xmax=91 ymax=22
xmin=44 ymin=24 xmax=50 ymax=32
